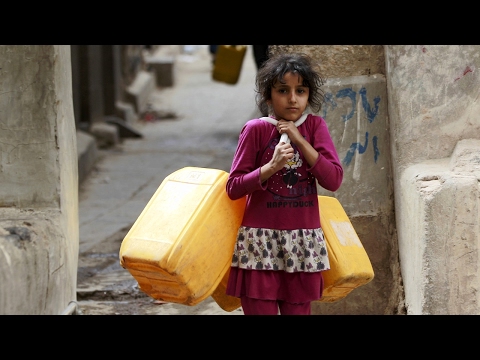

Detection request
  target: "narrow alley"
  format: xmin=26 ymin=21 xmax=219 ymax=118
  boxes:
xmin=76 ymin=45 xmax=259 ymax=315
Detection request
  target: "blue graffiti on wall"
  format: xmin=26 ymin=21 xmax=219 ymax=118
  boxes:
xmin=344 ymin=132 xmax=369 ymax=165
xmin=359 ymin=87 xmax=380 ymax=123
xmin=322 ymin=86 xmax=381 ymax=166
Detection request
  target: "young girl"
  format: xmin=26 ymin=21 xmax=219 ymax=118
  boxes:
xmin=225 ymin=52 xmax=344 ymax=315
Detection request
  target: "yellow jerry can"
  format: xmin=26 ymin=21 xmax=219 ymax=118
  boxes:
xmin=119 ymin=167 xmax=246 ymax=306
xmin=211 ymin=195 xmax=374 ymax=311
xmin=316 ymin=195 xmax=374 ymax=302
xmin=212 ymin=45 xmax=247 ymax=85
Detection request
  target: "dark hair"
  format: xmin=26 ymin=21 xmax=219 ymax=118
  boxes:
xmin=255 ymin=52 xmax=325 ymax=117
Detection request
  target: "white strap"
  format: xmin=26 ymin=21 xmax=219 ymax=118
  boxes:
xmin=259 ymin=113 xmax=309 ymax=144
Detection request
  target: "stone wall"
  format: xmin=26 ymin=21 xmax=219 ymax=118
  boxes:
xmin=0 ymin=45 xmax=78 ymax=314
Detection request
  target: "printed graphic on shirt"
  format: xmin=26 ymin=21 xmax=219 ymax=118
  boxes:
xmin=263 ymin=137 xmax=317 ymax=202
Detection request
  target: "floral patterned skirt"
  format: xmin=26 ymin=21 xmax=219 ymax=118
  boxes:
xmin=230 ymin=226 xmax=330 ymax=273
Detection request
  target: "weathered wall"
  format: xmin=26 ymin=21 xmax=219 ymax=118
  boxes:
xmin=271 ymin=45 xmax=385 ymax=78
xmin=385 ymin=45 xmax=480 ymax=314
xmin=0 ymin=45 xmax=78 ymax=314
xmin=315 ymin=75 xmax=401 ymax=314
xmin=399 ymin=141 xmax=480 ymax=314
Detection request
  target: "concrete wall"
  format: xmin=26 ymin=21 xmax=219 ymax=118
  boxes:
xmin=0 ymin=45 xmax=78 ymax=314
xmin=385 ymin=45 xmax=480 ymax=314
xmin=315 ymin=74 xmax=401 ymax=314
xmin=271 ymin=45 xmax=385 ymax=78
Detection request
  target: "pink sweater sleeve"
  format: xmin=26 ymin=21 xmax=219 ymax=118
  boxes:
xmin=307 ymin=117 xmax=343 ymax=192
xmin=226 ymin=121 xmax=268 ymax=200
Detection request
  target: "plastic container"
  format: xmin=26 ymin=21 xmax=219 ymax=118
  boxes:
xmin=119 ymin=167 xmax=246 ymax=306
xmin=212 ymin=45 xmax=247 ymax=85
xmin=316 ymin=195 xmax=374 ymax=302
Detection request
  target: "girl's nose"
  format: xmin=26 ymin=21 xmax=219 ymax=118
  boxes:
xmin=289 ymin=91 xmax=297 ymax=102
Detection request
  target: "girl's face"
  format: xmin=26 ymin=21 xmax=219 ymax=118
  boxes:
xmin=268 ymin=71 xmax=309 ymax=122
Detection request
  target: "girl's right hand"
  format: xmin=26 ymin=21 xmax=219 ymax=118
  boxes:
xmin=260 ymin=142 xmax=294 ymax=183
xmin=271 ymin=142 xmax=293 ymax=165
xmin=271 ymin=142 xmax=294 ymax=171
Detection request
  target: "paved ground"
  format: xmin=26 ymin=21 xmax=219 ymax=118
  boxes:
xmin=76 ymin=45 xmax=259 ymax=315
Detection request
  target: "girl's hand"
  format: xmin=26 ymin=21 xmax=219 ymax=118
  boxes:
xmin=271 ymin=142 xmax=294 ymax=171
xmin=271 ymin=143 xmax=293 ymax=165
xmin=277 ymin=118 xmax=319 ymax=169
xmin=260 ymin=141 xmax=294 ymax=183
xmin=277 ymin=119 xmax=302 ymax=144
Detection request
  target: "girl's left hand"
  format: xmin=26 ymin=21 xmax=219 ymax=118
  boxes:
xmin=277 ymin=120 xmax=301 ymax=143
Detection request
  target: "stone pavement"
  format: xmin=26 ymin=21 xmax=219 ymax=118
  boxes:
xmin=76 ymin=45 xmax=259 ymax=315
